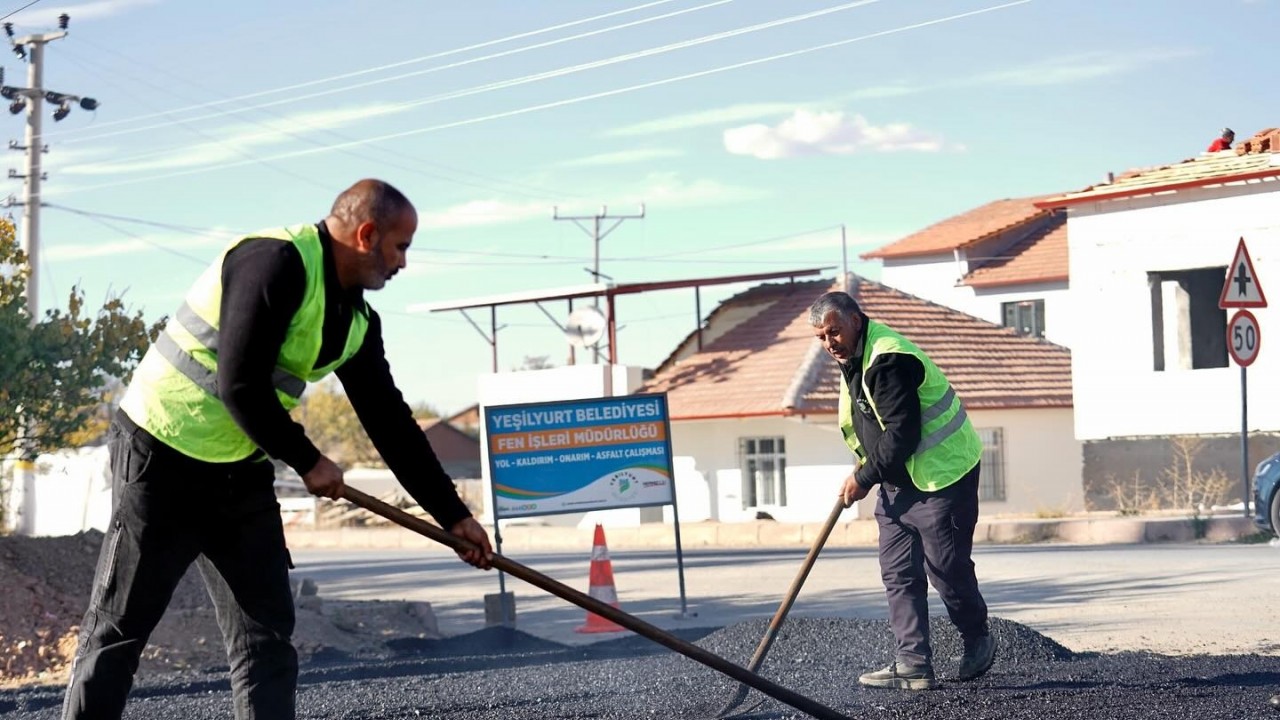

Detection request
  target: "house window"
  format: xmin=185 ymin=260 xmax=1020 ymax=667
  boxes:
xmin=1002 ymin=299 xmax=1045 ymax=338
xmin=976 ymin=428 xmax=1006 ymax=502
xmin=1148 ymin=268 xmax=1228 ymax=371
xmin=739 ymin=437 xmax=787 ymax=509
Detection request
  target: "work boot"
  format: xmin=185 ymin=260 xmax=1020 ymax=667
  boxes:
xmin=957 ymin=634 xmax=996 ymax=681
xmin=858 ymin=661 xmax=937 ymax=690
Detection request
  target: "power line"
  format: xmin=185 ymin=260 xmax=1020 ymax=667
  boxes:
xmin=0 ymin=0 xmax=44 ymax=23
xmin=44 ymin=0 xmax=1030 ymax=199
xmin=71 ymin=211 xmax=210 ymax=266
xmin=409 ymin=224 xmax=841 ymax=262
xmin=43 ymin=202 xmax=245 ymax=236
xmin=51 ymin=204 xmax=844 ymax=269
xmin=623 ymin=224 xmax=844 ymax=260
xmin=56 ymin=38 xmax=579 ymax=202
xmin=47 ymin=0 xmax=693 ymax=139
xmin=62 ymin=0 xmax=880 ymax=175
xmin=55 ymin=0 xmax=737 ymax=147
xmin=49 ymin=45 xmax=389 ymax=194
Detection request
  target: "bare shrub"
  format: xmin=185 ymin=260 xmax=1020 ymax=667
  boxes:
xmin=1101 ymin=470 xmax=1159 ymax=516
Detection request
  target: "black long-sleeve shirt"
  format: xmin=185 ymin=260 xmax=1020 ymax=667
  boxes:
xmin=841 ymin=321 xmax=925 ymax=490
xmin=217 ymin=221 xmax=471 ymax=529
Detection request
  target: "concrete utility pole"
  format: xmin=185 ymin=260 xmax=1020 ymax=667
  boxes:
xmin=551 ymin=204 xmax=644 ymax=363
xmin=2 ymin=14 xmax=97 ymax=535
xmin=3 ymin=13 xmax=97 ymax=320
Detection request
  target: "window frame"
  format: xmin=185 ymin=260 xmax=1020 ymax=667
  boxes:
xmin=1001 ymin=298 xmax=1046 ymax=339
xmin=738 ymin=436 xmax=788 ymax=510
xmin=975 ymin=427 xmax=1006 ymax=502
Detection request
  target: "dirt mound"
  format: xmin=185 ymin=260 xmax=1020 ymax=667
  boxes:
xmin=0 ymin=532 xmax=441 ymax=688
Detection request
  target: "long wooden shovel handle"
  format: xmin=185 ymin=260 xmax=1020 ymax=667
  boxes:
xmin=339 ymin=486 xmax=849 ymax=720
xmin=715 ymin=496 xmax=846 ymax=717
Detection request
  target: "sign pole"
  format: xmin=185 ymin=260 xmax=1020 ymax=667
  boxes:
xmin=1226 ymin=310 xmax=1260 ymax=515
xmin=669 ymin=479 xmax=691 ymax=618
xmin=1241 ymin=364 xmax=1249 ymax=519
xmin=489 ymin=473 xmax=513 ymax=625
xmin=1220 ymin=238 xmax=1265 ymax=519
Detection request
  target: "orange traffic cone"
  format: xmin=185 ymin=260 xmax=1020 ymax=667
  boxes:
xmin=575 ymin=524 xmax=627 ymax=634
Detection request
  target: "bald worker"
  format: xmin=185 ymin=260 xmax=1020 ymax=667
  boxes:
xmin=63 ymin=179 xmax=493 ymax=720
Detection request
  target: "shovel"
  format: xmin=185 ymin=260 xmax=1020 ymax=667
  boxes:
xmin=713 ymin=496 xmax=846 ymax=718
xmin=339 ymin=486 xmax=850 ymax=720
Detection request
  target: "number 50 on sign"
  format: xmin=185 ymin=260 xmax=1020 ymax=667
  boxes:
xmin=1228 ymin=310 xmax=1261 ymax=367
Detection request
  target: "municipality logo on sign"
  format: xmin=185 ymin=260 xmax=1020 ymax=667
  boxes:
xmin=608 ymin=471 xmax=638 ymax=500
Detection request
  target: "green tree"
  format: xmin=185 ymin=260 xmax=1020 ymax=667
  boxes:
xmin=411 ymin=401 xmax=440 ymax=421
xmin=291 ymin=378 xmax=383 ymax=468
xmin=0 ymin=225 xmax=160 ymax=460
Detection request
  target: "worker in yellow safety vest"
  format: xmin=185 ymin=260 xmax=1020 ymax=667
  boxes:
xmin=63 ymin=179 xmax=493 ymax=720
xmin=810 ymin=290 xmax=995 ymax=691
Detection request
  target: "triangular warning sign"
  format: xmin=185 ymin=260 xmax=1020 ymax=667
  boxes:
xmin=1219 ymin=237 xmax=1267 ymax=309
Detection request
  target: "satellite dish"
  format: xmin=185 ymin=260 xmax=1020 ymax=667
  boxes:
xmin=564 ymin=307 xmax=607 ymax=348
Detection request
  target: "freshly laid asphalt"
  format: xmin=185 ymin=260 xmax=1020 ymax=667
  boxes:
xmin=4 ymin=615 xmax=1278 ymax=719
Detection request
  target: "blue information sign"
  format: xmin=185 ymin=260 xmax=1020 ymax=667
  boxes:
xmin=483 ymin=393 xmax=675 ymax=519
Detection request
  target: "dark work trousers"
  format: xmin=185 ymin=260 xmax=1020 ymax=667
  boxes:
xmin=62 ymin=415 xmax=298 ymax=720
xmin=873 ymin=462 xmax=987 ymax=667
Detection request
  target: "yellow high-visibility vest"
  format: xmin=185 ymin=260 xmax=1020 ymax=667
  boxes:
xmin=120 ymin=224 xmax=369 ymax=462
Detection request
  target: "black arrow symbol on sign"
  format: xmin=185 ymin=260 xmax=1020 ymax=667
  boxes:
xmin=1234 ymin=262 xmax=1252 ymax=297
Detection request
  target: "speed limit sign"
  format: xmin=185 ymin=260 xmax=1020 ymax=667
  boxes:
xmin=1228 ymin=309 xmax=1261 ymax=367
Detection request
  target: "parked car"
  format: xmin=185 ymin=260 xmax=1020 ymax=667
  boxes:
xmin=1253 ymin=452 xmax=1280 ymax=536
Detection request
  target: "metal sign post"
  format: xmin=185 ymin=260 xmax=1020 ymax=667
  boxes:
xmin=1220 ymin=237 xmax=1266 ymax=519
xmin=1227 ymin=310 xmax=1260 ymax=518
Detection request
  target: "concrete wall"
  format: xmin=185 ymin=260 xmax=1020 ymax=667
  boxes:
xmin=969 ymin=282 xmax=1073 ymax=347
xmin=1067 ymin=182 xmax=1280 ymax=440
xmin=663 ymin=407 xmax=1081 ymax=523
xmin=879 ymin=257 xmax=1072 ymax=347
xmin=879 ymin=254 xmax=967 ymax=308
xmin=5 ymin=447 xmax=112 ymax=537
xmin=667 ymin=416 xmax=853 ymax=524
xmin=970 ymin=407 xmax=1084 ymax=515
xmin=1081 ymin=432 xmax=1280 ymax=511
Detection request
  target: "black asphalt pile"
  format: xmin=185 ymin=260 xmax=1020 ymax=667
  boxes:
xmin=3 ymin=616 xmax=1278 ymax=719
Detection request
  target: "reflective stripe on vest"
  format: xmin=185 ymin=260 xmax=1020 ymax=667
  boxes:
xmin=838 ymin=320 xmax=982 ymax=492
xmin=162 ymin=302 xmax=306 ymax=399
xmin=119 ymin=224 xmax=369 ymax=463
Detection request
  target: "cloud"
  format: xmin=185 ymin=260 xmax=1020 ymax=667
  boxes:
xmin=848 ymin=85 xmax=920 ymax=100
xmin=559 ymin=148 xmax=683 ymax=168
xmin=44 ymin=230 xmax=230 ymax=261
xmin=619 ymin=172 xmax=767 ymax=207
xmin=962 ymin=49 xmax=1199 ymax=87
xmin=419 ymin=172 xmax=763 ymax=231
xmin=9 ymin=0 xmax=159 ymax=24
xmin=61 ymin=103 xmax=408 ymax=175
xmin=604 ymin=102 xmax=805 ymax=137
xmin=828 ymin=48 xmax=1197 ymax=103
xmin=724 ymin=110 xmax=943 ymax=159
xmin=419 ymin=199 xmax=551 ymax=231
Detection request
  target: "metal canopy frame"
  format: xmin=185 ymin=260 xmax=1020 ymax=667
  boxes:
xmin=412 ymin=267 xmax=835 ymax=372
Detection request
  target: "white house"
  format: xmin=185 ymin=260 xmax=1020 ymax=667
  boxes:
xmin=1039 ymin=127 xmax=1280 ymax=506
xmin=862 ymin=196 xmax=1074 ymax=347
xmin=639 ymin=275 xmax=1082 ymax=521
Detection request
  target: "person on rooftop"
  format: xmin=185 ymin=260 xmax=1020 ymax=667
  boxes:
xmin=1207 ymin=127 xmax=1235 ymax=152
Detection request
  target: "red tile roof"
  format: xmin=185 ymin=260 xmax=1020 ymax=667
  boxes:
xmin=641 ymin=280 xmax=828 ymax=420
xmin=861 ymin=196 xmax=1056 ymax=260
xmin=641 ymin=277 xmax=1073 ymax=420
xmin=962 ymin=214 xmax=1068 ymax=289
xmin=1041 ymin=128 xmax=1280 ymax=207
